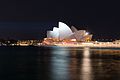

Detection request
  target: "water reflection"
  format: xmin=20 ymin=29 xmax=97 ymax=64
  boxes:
xmin=69 ymin=48 xmax=82 ymax=80
xmin=50 ymin=47 xmax=70 ymax=80
xmin=50 ymin=47 xmax=93 ymax=80
xmin=81 ymin=47 xmax=93 ymax=80
xmin=1 ymin=47 xmax=120 ymax=80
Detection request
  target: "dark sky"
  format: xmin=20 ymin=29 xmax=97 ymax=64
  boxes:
xmin=0 ymin=0 xmax=120 ymax=40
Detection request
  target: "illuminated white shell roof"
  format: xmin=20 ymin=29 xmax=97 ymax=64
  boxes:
xmin=71 ymin=26 xmax=78 ymax=32
xmin=46 ymin=22 xmax=92 ymax=41
xmin=47 ymin=31 xmax=53 ymax=38
xmin=58 ymin=22 xmax=73 ymax=40
xmin=52 ymin=27 xmax=59 ymax=38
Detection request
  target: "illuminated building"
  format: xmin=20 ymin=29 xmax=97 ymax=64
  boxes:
xmin=46 ymin=22 xmax=92 ymax=42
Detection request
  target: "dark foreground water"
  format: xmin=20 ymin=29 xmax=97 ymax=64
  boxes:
xmin=0 ymin=46 xmax=120 ymax=80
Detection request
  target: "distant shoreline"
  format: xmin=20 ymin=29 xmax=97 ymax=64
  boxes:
xmin=1 ymin=44 xmax=120 ymax=49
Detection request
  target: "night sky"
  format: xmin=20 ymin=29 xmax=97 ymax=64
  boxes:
xmin=0 ymin=0 xmax=120 ymax=40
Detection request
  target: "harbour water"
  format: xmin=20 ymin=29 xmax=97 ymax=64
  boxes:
xmin=0 ymin=46 xmax=120 ymax=80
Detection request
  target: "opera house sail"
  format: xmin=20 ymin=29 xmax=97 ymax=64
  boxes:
xmin=44 ymin=22 xmax=92 ymax=44
xmin=59 ymin=22 xmax=73 ymax=40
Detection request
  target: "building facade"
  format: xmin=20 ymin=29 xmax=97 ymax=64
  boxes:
xmin=46 ymin=22 xmax=92 ymax=42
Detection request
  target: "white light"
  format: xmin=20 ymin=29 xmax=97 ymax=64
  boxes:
xmin=85 ymin=32 xmax=89 ymax=35
xmin=71 ymin=39 xmax=76 ymax=41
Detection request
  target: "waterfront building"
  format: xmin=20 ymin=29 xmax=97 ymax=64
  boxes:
xmin=46 ymin=22 xmax=92 ymax=42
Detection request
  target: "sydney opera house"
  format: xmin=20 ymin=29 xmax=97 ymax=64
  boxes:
xmin=43 ymin=22 xmax=92 ymax=44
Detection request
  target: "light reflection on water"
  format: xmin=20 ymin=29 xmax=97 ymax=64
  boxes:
xmin=0 ymin=47 xmax=120 ymax=80
xmin=81 ymin=47 xmax=93 ymax=80
xmin=50 ymin=47 xmax=70 ymax=80
xmin=50 ymin=47 xmax=120 ymax=80
xmin=50 ymin=47 xmax=93 ymax=80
